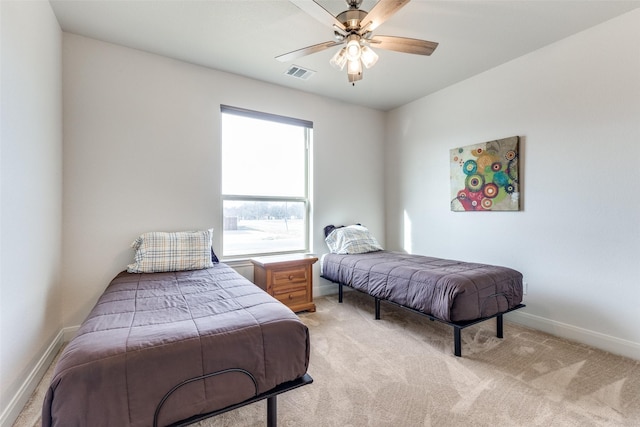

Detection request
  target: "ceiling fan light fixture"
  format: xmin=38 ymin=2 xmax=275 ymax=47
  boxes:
xmin=360 ymin=45 xmax=378 ymax=69
xmin=348 ymin=69 xmax=363 ymax=84
xmin=345 ymin=36 xmax=361 ymax=61
xmin=347 ymin=58 xmax=362 ymax=75
xmin=330 ymin=47 xmax=348 ymax=70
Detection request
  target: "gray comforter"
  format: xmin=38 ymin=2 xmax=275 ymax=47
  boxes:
xmin=42 ymin=264 xmax=310 ymax=427
xmin=322 ymin=251 xmax=523 ymax=323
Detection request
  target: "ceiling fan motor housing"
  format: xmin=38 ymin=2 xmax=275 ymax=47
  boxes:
xmin=337 ymin=9 xmax=368 ymax=31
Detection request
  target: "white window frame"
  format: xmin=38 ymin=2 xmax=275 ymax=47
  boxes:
xmin=220 ymin=105 xmax=312 ymax=259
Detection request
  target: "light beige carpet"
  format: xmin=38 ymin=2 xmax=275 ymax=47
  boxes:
xmin=14 ymin=292 xmax=640 ymax=426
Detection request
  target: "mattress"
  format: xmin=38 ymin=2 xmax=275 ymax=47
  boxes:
xmin=322 ymin=251 xmax=523 ymax=323
xmin=42 ymin=264 xmax=310 ymax=427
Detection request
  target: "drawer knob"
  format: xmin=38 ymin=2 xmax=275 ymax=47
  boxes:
xmin=288 ymin=294 xmax=294 ymax=299
xmin=288 ymin=274 xmax=294 ymax=280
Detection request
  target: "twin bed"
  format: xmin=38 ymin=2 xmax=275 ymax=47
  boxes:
xmin=43 ymin=231 xmax=311 ymax=427
xmin=43 ymin=225 xmax=525 ymax=425
xmin=321 ymin=225 xmax=525 ymax=357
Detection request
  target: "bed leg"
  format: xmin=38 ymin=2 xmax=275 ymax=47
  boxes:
xmin=267 ymin=395 xmax=277 ymax=427
xmin=338 ymin=283 xmax=343 ymax=303
xmin=454 ymin=327 xmax=462 ymax=357
xmin=496 ymin=314 xmax=504 ymax=339
xmin=375 ymin=298 xmax=381 ymax=320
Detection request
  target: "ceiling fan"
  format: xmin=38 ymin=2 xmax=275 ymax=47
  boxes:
xmin=276 ymin=0 xmax=438 ymax=85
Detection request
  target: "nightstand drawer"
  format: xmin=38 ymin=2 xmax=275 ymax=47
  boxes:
xmin=273 ymin=286 xmax=308 ymax=306
xmin=272 ymin=267 xmax=307 ymax=286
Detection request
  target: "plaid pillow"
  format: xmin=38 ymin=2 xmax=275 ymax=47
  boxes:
xmin=127 ymin=229 xmax=214 ymax=273
xmin=325 ymin=225 xmax=383 ymax=254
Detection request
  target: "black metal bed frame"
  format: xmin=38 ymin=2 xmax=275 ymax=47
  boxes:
xmin=335 ymin=280 xmax=525 ymax=357
xmin=154 ymin=368 xmax=313 ymax=427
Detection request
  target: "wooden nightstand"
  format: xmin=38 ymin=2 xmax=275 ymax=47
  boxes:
xmin=251 ymin=254 xmax=318 ymax=313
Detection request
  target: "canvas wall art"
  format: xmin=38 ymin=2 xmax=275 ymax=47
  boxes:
xmin=450 ymin=136 xmax=520 ymax=211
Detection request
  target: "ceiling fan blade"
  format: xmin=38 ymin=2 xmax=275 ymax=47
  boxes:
xmin=276 ymin=40 xmax=343 ymax=62
xmin=359 ymin=0 xmax=411 ymax=33
xmin=290 ymin=0 xmax=346 ymax=33
xmin=369 ymin=35 xmax=438 ymax=56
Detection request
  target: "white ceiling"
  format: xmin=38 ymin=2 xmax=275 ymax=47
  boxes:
xmin=50 ymin=0 xmax=640 ymax=111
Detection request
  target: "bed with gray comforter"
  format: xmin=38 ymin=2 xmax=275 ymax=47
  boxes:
xmin=322 ymin=251 xmax=524 ymax=356
xmin=42 ymin=263 xmax=311 ymax=426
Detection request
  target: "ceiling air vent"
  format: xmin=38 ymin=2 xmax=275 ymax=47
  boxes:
xmin=284 ymin=65 xmax=316 ymax=81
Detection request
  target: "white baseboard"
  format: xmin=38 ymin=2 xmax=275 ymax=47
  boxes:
xmin=0 ymin=330 xmax=64 ymax=427
xmin=508 ymin=311 xmax=640 ymax=361
xmin=62 ymin=325 xmax=80 ymax=342
xmin=315 ymin=282 xmax=340 ymax=297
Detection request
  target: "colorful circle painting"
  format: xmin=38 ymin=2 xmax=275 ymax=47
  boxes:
xmin=450 ymin=136 xmax=520 ymax=211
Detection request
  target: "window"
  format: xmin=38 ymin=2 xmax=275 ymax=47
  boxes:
xmin=221 ymin=106 xmax=312 ymax=258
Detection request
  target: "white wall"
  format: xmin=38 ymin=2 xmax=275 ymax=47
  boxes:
xmin=385 ymin=10 xmax=640 ymax=359
xmin=0 ymin=1 xmax=63 ymax=424
xmin=62 ymin=33 xmax=386 ymax=327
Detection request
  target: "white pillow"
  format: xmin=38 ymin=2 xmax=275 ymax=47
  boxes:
xmin=325 ymin=225 xmax=383 ymax=254
xmin=127 ymin=229 xmax=214 ymax=273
